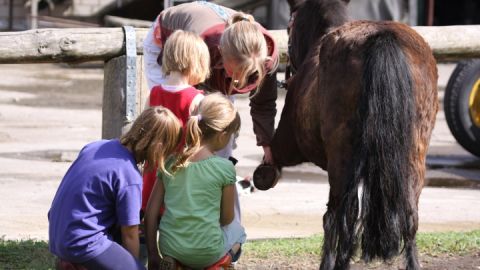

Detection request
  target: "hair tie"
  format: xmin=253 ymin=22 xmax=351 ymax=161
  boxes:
xmin=241 ymin=15 xmax=250 ymax=22
xmin=195 ymin=114 xmax=202 ymax=122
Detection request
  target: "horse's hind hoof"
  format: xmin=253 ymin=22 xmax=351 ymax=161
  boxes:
xmin=253 ymin=164 xmax=280 ymax=190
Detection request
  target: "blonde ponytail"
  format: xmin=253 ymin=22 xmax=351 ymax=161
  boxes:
xmin=172 ymin=115 xmax=202 ymax=172
xmin=172 ymin=93 xmax=241 ymax=172
xmin=228 ymin=12 xmax=254 ymax=25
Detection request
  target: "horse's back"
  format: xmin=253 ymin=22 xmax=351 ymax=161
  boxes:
xmin=320 ymin=20 xmax=437 ymax=98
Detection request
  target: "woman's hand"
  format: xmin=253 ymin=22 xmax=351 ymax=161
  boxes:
xmin=262 ymin=145 xmax=274 ymax=165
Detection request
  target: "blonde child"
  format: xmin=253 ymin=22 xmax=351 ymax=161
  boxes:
xmin=145 ymin=93 xmax=246 ymax=270
xmin=48 ymin=106 xmax=181 ymax=270
xmin=141 ymin=29 xmax=210 ymax=214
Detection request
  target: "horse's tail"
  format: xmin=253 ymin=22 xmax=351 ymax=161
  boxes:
xmin=355 ymin=31 xmax=415 ymax=262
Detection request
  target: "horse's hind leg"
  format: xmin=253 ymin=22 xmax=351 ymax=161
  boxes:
xmin=404 ymin=182 xmax=422 ymax=270
xmin=320 ymin=155 xmax=359 ymax=270
xmin=320 ymin=186 xmax=358 ymax=270
xmin=320 ymin=203 xmax=337 ymax=270
xmin=405 ymin=208 xmax=420 ymax=270
xmin=404 ymin=141 xmax=429 ymax=269
xmin=403 ymin=59 xmax=437 ymax=270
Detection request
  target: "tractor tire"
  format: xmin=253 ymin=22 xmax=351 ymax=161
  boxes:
xmin=444 ymin=59 xmax=480 ymax=157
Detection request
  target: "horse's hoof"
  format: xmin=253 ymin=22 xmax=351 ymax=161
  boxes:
xmin=253 ymin=164 xmax=280 ymax=190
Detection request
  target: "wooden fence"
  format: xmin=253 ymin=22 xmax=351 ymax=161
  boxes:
xmin=1 ymin=26 xmax=480 ymax=137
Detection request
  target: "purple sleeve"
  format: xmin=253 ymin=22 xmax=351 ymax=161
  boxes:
xmin=116 ymin=184 xmax=142 ymax=226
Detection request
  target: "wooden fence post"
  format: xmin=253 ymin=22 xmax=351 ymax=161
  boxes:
xmin=102 ymin=27 xmax=149 ymax=139
xmin=103 ymin=55 xmax=150 ymax=139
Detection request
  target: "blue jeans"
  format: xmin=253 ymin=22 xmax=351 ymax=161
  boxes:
xmin=81 ymin=242 xmax=145 ymax=270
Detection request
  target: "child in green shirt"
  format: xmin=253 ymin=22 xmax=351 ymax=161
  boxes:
xmin=145 ymin=93 xmax=246 ymax=269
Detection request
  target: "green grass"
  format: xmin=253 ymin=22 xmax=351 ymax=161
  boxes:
xmin=416 ymin=230 xmax=480 ymax=256
xmin=244 ymin=235 xmax=323 ymax=259
xmin=1 ymin=231 xmax=479 ymax=269
xmin=244 ymin=230 xmax=480 ymax=259
xmin=0 ymin=237 xmax=55 ymax=270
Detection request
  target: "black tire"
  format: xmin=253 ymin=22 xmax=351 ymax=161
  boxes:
xmin=444 ymin=59 xmax=480 ymax=157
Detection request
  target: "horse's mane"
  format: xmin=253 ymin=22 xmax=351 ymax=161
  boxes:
xmin=290 ymin=0 xmax=349 ymax=68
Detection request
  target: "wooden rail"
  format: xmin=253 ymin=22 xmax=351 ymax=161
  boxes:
xmin=0 ymin=28 xmax=148 ymax=64
xmin=1 ymin=26 xmax=480 ymax=64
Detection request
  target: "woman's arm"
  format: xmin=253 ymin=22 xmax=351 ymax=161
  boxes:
xmin=220 ymin=184 xmax=235 ymax=226
xmin=121 ymin=225 xmax=140 ymax=258
xmin=250 ymin=71 xmax=278 ymax=164
xmin=144 ymin=177 xmax=165 ymax=269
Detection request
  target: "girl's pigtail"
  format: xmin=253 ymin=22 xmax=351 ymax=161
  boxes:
xmin=155 ymin=125 xmax=178 ymax=176
xmin=172 ymin=115 xmax=202 ymax=172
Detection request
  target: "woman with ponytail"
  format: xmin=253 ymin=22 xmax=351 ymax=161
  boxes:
xmin=144 ymin=1 xmax=279 ymax=163
xmin=144 ymin=93 xmax=245 ymax=269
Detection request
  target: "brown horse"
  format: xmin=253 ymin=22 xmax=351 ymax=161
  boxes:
xmin=253 ymin=0 xmax=438 ymax=269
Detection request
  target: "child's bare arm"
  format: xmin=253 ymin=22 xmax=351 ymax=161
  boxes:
xmin=220 ymin=184 xmax=235 ymax=226
xmin=121 ymin=225 xmax=140 ymax=258
xmin=144 ymin=177 xmax=165 ymax=269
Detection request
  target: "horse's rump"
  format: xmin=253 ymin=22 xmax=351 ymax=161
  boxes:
xmin=315 ymin=21 xmax=437 ymax=264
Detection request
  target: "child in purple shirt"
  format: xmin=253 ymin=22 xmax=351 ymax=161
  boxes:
xmin=48 ymin=106 xmax=182 ymax=270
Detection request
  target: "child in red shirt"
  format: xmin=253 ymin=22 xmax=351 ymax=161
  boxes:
xmin=141 ymin=30 xmax=210 ymax=214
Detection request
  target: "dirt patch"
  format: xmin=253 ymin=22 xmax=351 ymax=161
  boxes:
xmin=0 ymin=63 xmax=103 ymax=110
